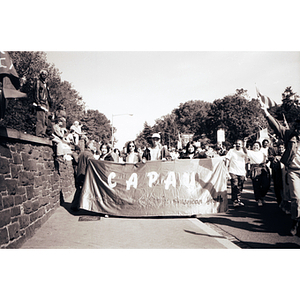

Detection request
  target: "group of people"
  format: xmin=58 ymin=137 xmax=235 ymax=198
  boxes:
xmin=225 ymin=103 xmax=300 ymax=236
xmin=35 ymin=69 xmax=300 ymax=236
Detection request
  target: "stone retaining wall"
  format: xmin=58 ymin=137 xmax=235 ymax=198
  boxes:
xmin=0 ymin=127 xmax=75 ymax=248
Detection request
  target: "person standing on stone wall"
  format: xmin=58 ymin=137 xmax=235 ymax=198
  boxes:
xmin=34 ymin=70 xmax=52 ymax=137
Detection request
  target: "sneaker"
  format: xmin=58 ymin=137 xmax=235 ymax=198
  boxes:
xmin=233 ymin=200 xmax=244 ymax=207
xmin=257 ymin=199 xmax=263 ymax=207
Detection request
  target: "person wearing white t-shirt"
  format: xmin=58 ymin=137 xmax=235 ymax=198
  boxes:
xmin=225 ymin=140 xmax=247 ymax=207
xmin=243 ymin=141 xmax=270 ymax=207
xmin=142 ymin=133 xmax=171 ymax=162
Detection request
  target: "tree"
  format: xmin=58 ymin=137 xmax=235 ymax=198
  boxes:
xmin=0 ymin=51 xmax=108 ymax=142
xmin=207 ymin=90 xmax=268 ymax=145
xmin=135 ymin=122 xmax=153 ymax=147
xmin=274 ymin=86 xmax=300 ymax=127
xmin=81 ymin=109 xmax=112 ymax=143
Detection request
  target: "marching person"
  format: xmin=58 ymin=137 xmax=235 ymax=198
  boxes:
xmin=262 ymin=104 xmax=300 ymax=235
xmin=225 ymin=139 xmax=247 ymax=207
xmin=99 ymin=143 xmax=115 ymax=161
xmin=71 ymin=141 xmax=96 ymax=211
xmin=125 ymin=141 xmax=142 ymax=163
xmin=243 ymin=140 xmax=270 ymax=206
xmin=142 ymin=133 xmax=171 ymax=162
xmin=34 ymin=69 xmax=52 ymax=137
xmin=179 ymin=141 xmax=201 ymax=159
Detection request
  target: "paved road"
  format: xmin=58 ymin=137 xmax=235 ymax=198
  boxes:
xmin=20 ymin=200 xmax=239 ymax=249
xmin=21 ymin=177 xmax=298 ymax=249
xmin=199 ymin=179 xmax=300 ymax=248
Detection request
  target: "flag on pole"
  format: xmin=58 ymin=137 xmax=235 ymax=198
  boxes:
xmin=256 ymin=87 xmax=277 ymax=109
xmin=0 ymin=51 xmax=27 ymax=119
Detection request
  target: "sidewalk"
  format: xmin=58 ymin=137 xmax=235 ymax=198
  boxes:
xmin=20 ymin=199 xmax=239 ymax=249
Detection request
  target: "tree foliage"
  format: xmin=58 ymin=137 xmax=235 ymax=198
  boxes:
xmin=0 ymin=51 xmax=112 ymax=143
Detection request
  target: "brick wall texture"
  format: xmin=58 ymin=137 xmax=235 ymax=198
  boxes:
xmin=0 ymin=140 xmax=75 ymax=248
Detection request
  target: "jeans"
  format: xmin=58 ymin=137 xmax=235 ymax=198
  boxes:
xmin=230 ymin=173 xmax=245 ymax=202
xmin=287 ymin=169 xmax=300 ymax=220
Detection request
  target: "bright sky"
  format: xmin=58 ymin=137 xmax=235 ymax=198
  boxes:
xmin=45 ymin=51 xmax=300 ymax=149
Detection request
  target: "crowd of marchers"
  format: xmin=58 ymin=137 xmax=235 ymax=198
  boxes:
xmin=33 ymin=69 xmax=300 ymax=237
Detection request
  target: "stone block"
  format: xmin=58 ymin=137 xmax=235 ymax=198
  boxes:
xmin=0 ymin=228 xmax=9 ymax=245
xmin=23 ymin=156 xmax=37 ymax=172
xmin=14 ymin=195 xmax=24 ymax=205
xmin=5 ymin=179 xmax=18 ymax=195
xmin=0 ymin=209 xmax=11 ymax=228
xmin=12 ymin=153 xmax=22 ymax=164
xmin=8 ymin=222 xmax=20 ymax=240
xmin=43 ymin=150 xmax=53 ymax=161
xmin=23 ymin=201 xmax=32 ymax=214
xmin=18 ymin=171 xmax=34 ymax=186
xmin=34 ymin=187 xmax=42 ymax=197
xmin=20 ymin=144 xmax=32 ymax=154
xmin=16 ymin=186 xmax=26 ymax=195
xmin=31 ymin=149 xmax=40 ymax=159
xmin=22 ymin=153 xmax=31 ymax=170
xmin=32 ymin=200 xmax=39 ymax=212
xmin=34 ymin=176 xmax=43 ymax=188
xmin=10 ymin=164 xmax=22 ymax=178
xmin=0 ymin=157 xmax=10 ymax=174
xmin=37 ymin=163 xmax=44 ymax=172
xmin=26 ymin=186 xmax=34 ymax=200
xmin=11 ymin=206 xmax=21 ymax=217
xmin=0 ymin=194 xmax=3 ymax=210
xmin=0 ymin=143 xmax=12 ymax=158
xmin=3 ymin=195 xmax=14 ymax=208
xmin=30 ymin=207 xmax=45 ymax=223
xmin=19 ymin=215 xmax=30 ymax=229
xmin=0 ymin=175 xmax=6 ymax=192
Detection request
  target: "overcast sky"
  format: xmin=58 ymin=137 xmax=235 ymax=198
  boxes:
xmin=45 ymin=51 xmax=300 ymax=148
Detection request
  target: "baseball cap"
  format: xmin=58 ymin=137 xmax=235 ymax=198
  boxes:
xmin=151 ymin=133 xmax=161 ymax=139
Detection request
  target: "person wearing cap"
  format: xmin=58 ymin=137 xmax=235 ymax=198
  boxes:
xmin=142 ymin=133 xmax=171 ymax=162
xmin=262 ymin=104 xmax=300 ymax=235
xmin=34 ymin=69 xmax=53 ymax=137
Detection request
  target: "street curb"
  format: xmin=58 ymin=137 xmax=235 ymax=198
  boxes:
xmin=189 ymin=219 xmax=241 ymax=249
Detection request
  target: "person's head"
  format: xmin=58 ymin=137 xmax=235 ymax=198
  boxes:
xmin=235 ymin=139 xmax=243 ymax=150
xmin=73 ymin=121 xmax=79 ymax=126
xmin=126 ymin=141 xmax=137 ymax=153
xmin=185 ymin=142 xmax=196 ymax=154
xmin=87 ymin=141 xmax=96 ymax=152
xmin=74 ymin=145 xmax=81 ymax=154
xmin=100 ymin=143 xmax=110 ymax=155
xmin=39 ymin=69 xmax=48 ymax=81
xmin=278 ymin=143 xmax=285 ymax=155
xmin=262 ymin=139 xmax=269 ymax=148
xmin=151 ymin=133 xmax=161 ymax=147
xmin=252 ymin=141 xmax=261 ymax=151
xmin=114 ymin=148 xmax=120 ymax=155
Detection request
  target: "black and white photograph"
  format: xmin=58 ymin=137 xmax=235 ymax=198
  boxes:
xmin=1 ymin=1 xmax=299 ymax=299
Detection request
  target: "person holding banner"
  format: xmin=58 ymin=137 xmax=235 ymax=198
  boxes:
xmin=125 ymin=141 xmax=142 ymax=163
xmin=262 ymin=104 xmax=300 ymax=235
xmin=142 ymin=133 xmax=171 ymax=162
xmin=99 ymin=143 xmax=115 ymax=161
xmin=179 ymin=141 xmax=201 ymax=159
xmin=71 ymin=141 xmax=96 ymax=211
xmin=225 ymin=140 xmax=247 ymax=207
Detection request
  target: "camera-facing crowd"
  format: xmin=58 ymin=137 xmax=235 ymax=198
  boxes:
xmin=33 ymin=69 xmax=300 ymax=236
